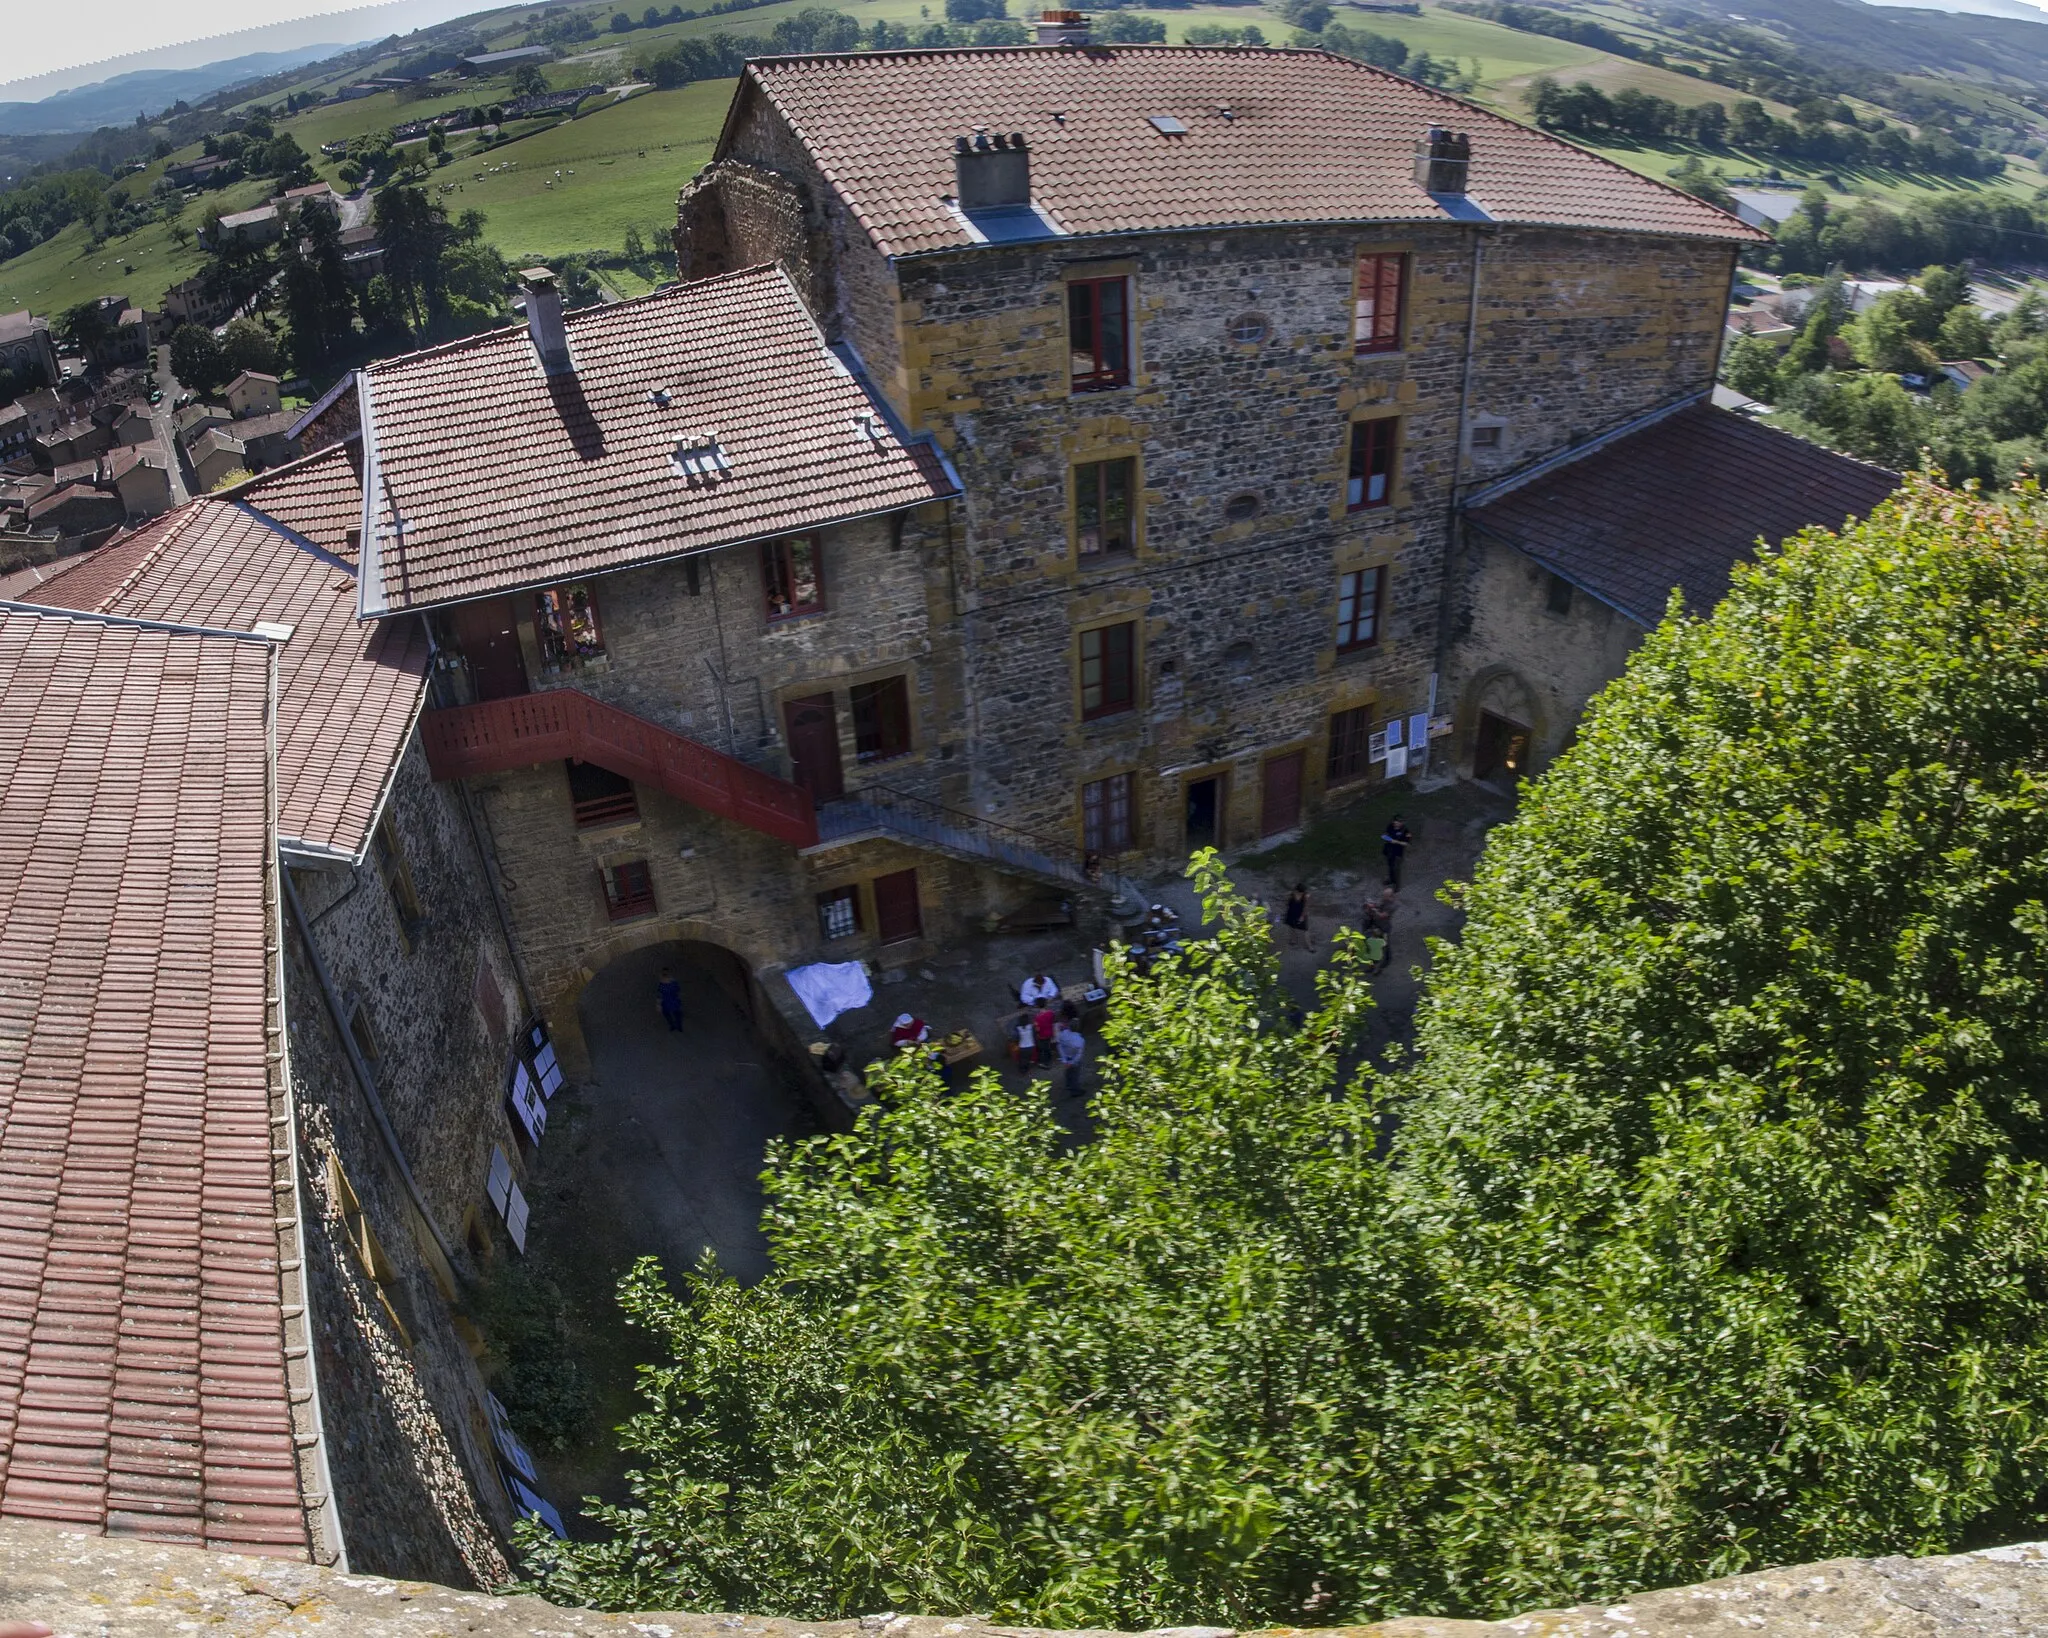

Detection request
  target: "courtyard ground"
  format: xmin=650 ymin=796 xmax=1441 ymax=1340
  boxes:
xmin=496 ymin=779 xmax=1516 ymax=1542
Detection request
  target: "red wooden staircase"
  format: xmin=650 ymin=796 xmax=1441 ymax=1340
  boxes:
xmin=420 ymin=690 xmax=818 ymax=848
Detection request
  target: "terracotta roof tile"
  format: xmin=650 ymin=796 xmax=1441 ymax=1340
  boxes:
xmin=738 ymin=46 xmax=1767 ymax=259
xmin=29 ymin=490 xmax=426 ymax=862
xmin=359 ymin=263 xmax=959 ymax=612
xmin=0 ymin=608 xmax=307 ymax=1560
xmin=1466 ymin=406 xmax=1900 ymax=624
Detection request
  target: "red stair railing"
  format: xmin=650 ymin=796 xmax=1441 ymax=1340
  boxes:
xmin=421 ymin=690 xmax=818 ymax=849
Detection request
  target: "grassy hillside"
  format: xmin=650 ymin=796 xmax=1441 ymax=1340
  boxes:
xmin=0 ymin=175 xmax=272 ymax=316
xmin=438 ymin=81 xmax=733 ymax=259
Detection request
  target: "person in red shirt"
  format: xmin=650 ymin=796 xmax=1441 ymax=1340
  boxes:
xmin=890 ymin=1012 xmax=931 ymax=1049
xmin=1032 ymin=1002 xmax=1059 ymax=1067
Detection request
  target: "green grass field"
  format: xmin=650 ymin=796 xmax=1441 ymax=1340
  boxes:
xmin=431 ymin=81 xmax=735 ymax=260
xmin=0 ymin=176 xmax=274 ymax=316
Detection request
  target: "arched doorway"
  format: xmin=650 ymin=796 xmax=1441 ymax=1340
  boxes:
xmin=570 ymin=939 xmax=813 ymax=1284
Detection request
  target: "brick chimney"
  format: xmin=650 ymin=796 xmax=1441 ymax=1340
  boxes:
xmin=1416 ymin=127 xmax=1472 ymax=195
xmin=954 ymin=130 xmax=1032 ymax=209
xmin=519 ymin=267 xmax=572 ymax=377
xmin=1034 ymin=8 xmax=1090 ymax=45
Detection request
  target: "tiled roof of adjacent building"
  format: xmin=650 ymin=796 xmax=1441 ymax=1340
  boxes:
xmin=0 ymin=606 xmax=310 ymax=1557
xmin=357 ymin=263 xmax=959 ymax=613
xmin=1465 ymin=405 xmax=1900 ymax=625
xmin=226 ymin=441 xmax=363 ymax=559
xmin=31 ymin=479 xmax=426 ymax=863
xmin=734 ymin=46 xmax=1767 ymax=259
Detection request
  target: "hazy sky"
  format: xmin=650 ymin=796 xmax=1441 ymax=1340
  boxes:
xmin=4 ymin=0 xmax=489 ymax=97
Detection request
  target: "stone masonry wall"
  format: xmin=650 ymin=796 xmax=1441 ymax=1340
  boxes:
xmin=1441 ymin=528 xmax=1646 ymax=778
xmin=283 ymin=739 xmax=533 ymax=1584
xmin=5 ymin=1523 xmax=2048 ymax=1636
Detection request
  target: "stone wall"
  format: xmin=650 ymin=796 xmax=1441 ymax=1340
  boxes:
xmin=1440 ymin=526 xmax=1646 ymax=779
xmin=282 ymin=739 xmax=534 ymax=1585
xmin=3 ymin=1522 xmax=2046 ymax=1635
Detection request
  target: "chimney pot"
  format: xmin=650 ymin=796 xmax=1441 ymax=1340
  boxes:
xmin=1033 ymin=8 xmax=1091 ymax=45
xmin=519 ymin=266 xmax=573 ymax=377
xmin=954 ymin=128 xmax=1032 ymax=209
xmin=1416 ymin=127 xmax=1472 ymax=196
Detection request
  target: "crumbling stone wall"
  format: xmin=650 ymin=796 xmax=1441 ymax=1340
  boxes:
xmin=2 ymin=1522 xmax=2046 ymax=1635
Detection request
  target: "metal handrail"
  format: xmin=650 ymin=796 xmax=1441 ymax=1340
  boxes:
xmin=854 ymin=780 xmax=1092 ymax=875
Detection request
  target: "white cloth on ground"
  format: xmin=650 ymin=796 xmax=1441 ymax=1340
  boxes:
xmin=786 ymin=960 xmax=872 ymax=1028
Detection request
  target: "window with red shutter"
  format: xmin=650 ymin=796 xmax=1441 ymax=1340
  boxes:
xmin=1347 ymin=420 xmax=1397 ymax=511
xmin=1354 ymin=253 xmax=1407 ymax=354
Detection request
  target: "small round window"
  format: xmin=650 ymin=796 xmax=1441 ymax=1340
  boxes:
xmin=1227 ymin=310 xmax=1270 ymax=344
xmin=1223 ymin=491 xmax=1262 ymax=522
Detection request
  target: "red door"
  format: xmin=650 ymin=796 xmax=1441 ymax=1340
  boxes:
xmin=452 ymin=596 xmax=529 ymax=701
xmin=784 ymin=692 xmax=844 ymax=803
xmin=1261 ymin=750 xmax=1305 ymax=838
xmin=873 ymin=867 xmax=922 ymax=944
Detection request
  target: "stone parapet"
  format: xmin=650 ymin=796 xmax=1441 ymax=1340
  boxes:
xmin=2 ymin=1523 xmax=2044 ymax=1637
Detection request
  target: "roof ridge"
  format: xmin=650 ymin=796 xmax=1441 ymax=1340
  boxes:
xmin=0 ymin=593 xmax=279 ymax=645
xmin=363 ymin=268 xmax=779 ymax=377
xmin=218 ymin=437 xmax=354 ymax=498
xmin=29 ymin=500 xmax=211 ymax=610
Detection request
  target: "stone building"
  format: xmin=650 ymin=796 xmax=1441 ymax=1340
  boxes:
xmin=1443 ymin=402 xmax=1899 ymax=780
xmin=675 ymin=43 xmax=1762 ymax=867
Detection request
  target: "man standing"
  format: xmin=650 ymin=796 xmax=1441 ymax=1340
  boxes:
xmin=1032 ymin=1000 xmax=1059 ymax=1069
xmin=1055 ymin=1018 xmax=1087 ymax=1097
xmin=1283 ymin=883 xmax=1312 ymax=949
xmin=657 ymin=967 xmax=683 ymax=1032
xmin=1381 ymin=815 xmax=1412 ymax=889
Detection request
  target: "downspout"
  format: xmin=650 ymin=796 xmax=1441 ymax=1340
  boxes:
xmin=1432 ymin=224 xmax=1488 ymax=703
xmin=264 ymin=651 xmax=349 ymax=1571
xmin=281 ymin=863 xmax=466 ymax=1285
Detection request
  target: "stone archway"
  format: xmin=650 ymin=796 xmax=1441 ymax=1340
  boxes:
xmin=1456 ymin=666 xmax=1545 ymax=782
xmin=566 ymin=938 xmax=814 ymax=1285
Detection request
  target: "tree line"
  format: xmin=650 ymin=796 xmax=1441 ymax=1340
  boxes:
xmin=1523 ymin=76 xmax=2003 ymax=182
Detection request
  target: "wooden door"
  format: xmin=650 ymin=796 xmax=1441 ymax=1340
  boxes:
xmin=1261 ymin=750 xmax=1305 ymax=838
xmin=783 ymin=692 xmax=844 ymax=803
xmin=873 ymin=867 xmax=922 ymax=944
xmin=451 ymin=596 xmax=529 ymax=701
xmin=1474 ymin=712 xmax=1530 ymax=781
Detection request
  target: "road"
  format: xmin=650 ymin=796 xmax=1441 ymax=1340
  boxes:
xmin=149 ymin=343 xmax=190 ymax=505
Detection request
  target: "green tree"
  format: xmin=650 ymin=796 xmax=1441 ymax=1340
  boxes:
xmin=1938 ymin=302 xmax=1992 ymax=360
xmin=1719 ymin=330 xmax=1782 ymax=400
xmin=1848 ymin=288 xmax=1937 ymax=373
xmin=521 ymin=486 xmax=2048 ymax=1625
xmin=372 ymin=182 xmax=453 ymax=331
xmin=169 ymin=322 xmax=228 ymax=394
xmin=57 ymin=299 xmax=111 ymax=366
xmin=1780 ymin=270 xmax=1848 ymax=376
xmin=219 ymin=316 xmax=280 ymax=377
xmin=279 ymin=205 xmax=356 ymax=369
xmin=511 ymin=60 xmax=551 ymax=97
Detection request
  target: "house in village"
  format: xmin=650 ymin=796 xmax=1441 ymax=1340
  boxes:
xmin=0 ymin=33 xmax=1903 ymax=1589
xmin=0 ymin=309 xmax=60 ymax=388
xmin=227 ymin=368 xmax=284 ymax=419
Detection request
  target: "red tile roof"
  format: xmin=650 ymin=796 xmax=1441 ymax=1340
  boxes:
xmin=1465 ymin=405 xmax=1899 ymax=624
xmin=735 ymin=46 xmax=1768 ymax=259
xmin=357 ymin=263 xmax=959 ymax=613
xmin=225 ymin=442 xmax=364 ymax=561
xmin=30 ymin=488 xmax=426 ymax=863
xmin=0 ymin=607 xmax=309 ymax=1558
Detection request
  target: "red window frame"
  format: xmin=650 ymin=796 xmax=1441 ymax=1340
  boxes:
xmin=1068 ymin=276 xmax=1131 ymax=391
xmin=1354 ymin=252 xmax=1407 ymax=355
xmin=1336 ymin=566 xmax=1386 ymax=652
xmin=1076 ymin=457 xmax=1135 ymax=559
xmin=763 ymin=534 xmax=825 ymax=621
xmin=1082 ymin=771 xmax=1135 ymax=854
xmin=1327 ymin=704 xmax=1373 ymax=784
xmin=532 ymin=580 xmax=604 ymax=670
xmin=1079 ymin=621 xmax=1136 ymax=721
xmin=601 ymin=859 xmax=656 ymax=921
xmin=1347 ymin=418 xmax=1397 ymax=512
xmin=850 ymin=674 xmax=913 ymax=764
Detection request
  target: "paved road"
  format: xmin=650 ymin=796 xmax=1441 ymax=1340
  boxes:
xmin=149 ymin=344 xmax=190 ymax=504
xmin=570 ymin=942 xmax=810 ymax=1284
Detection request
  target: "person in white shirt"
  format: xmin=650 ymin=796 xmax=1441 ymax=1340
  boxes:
xmin=1018 ymin=971 xmax=1059 ymax=1006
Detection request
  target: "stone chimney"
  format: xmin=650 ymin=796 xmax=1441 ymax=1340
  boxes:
xmin=1416 ymin=127 xmax=1472 ymax=196
xmin=1034 ymin=8 xmax=1091 ymax=45
xmin=519 ymin=267 xmax=572 ymax=377
xmin=954 ymin=130 xmax=1032 ymax=209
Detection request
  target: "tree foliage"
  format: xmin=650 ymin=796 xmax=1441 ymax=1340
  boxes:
xmin=522 ymin=481 xmax=2048 ymax=1628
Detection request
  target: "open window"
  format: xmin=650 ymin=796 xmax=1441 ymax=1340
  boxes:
xmin=1069 ymin=276 xmax=1131 ymax=391
xmin=1079 ymin=621 xmax=1137 ymax=721
xmin=600 ymin=858 xmax=656 ymax=921
xmin=850 ymin=675 xmax=913 ymax=764
xmin=1347 ymin=419 xmax=1398 ymax=512
xmin=566 ymin=759 xmax=638 ymax=828
xmin=763 ymin=534 xmax=825 ymax=621
xmin=1354 ymin=252 xmax=1407 ymax=354
xmin=532 ymin=581 xmax=604 ymax=671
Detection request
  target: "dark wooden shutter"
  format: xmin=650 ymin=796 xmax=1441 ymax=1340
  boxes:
xmin=872 ymin=867 xmax=923 ymax=944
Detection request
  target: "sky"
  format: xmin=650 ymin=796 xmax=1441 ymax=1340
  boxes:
xmin=1 ymin=0 xmax=494 ymax=100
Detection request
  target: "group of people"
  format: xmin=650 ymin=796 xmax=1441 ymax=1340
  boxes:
xmin=1278 ymin=814 xmax=1412 ymax=976
xmin=1013 ymin=970 xmax=1088 ymax=1097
